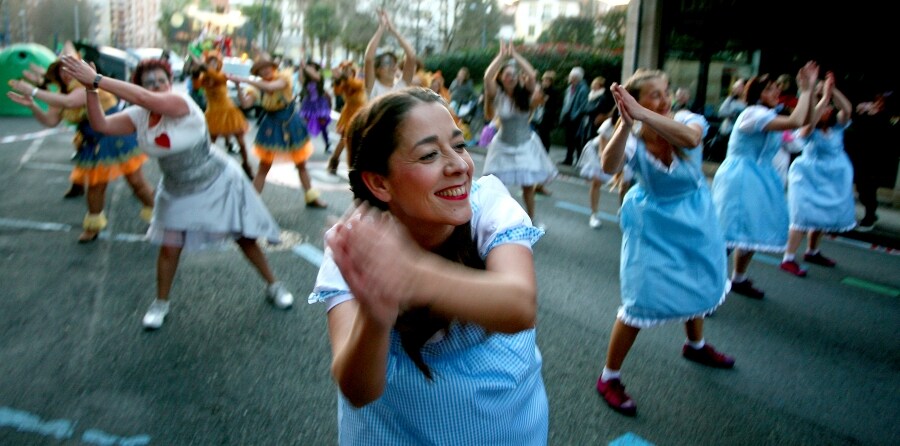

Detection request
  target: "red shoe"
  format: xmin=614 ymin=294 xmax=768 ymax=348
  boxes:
xmin=804 ymin=252 xmax=836 ymax=267
xmin=596 ymin=377 xmax=637 ymax=417
xmin=779 ymin=260 xmax=808 ymax=277
xmin=730 ymin=279 xmax=764 ymax=299
xmin=682 ymin=344 xmax=735 ymax=369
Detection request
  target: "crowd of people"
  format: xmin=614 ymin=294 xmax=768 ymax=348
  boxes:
xmin=6 ymin=7 xmax=898 ymax=441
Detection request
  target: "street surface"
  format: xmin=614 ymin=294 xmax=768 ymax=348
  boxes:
xmin=1 ymin=98 xmax=898 ymax=445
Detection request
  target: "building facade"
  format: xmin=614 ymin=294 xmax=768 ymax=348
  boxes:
xmin=109 ymin=0 xmax=161 ymax=49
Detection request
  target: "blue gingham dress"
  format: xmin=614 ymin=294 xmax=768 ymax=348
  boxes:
xmin=617 ymin=112 xmax=728 ymax=327
xmin=711 ymin=106 xmax=790 ymax=252
xmin=309 ymin=175 xmax=549 ymax=446
xmin=787 ymin=123 xmax=857 ymax=232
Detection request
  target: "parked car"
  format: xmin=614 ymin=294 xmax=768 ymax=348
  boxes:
xmin=74 ymin=43 xmax=131 ymax=82
xmin=126 ymin=48 xmax=185 ymax=81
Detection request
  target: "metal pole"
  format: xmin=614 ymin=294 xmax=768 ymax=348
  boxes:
xmin=261 ymin=0 xmax=267 ymax=52
xmin=19 ymin=9 xmax=25 ymax=41
xmin=74 ymin=2 xmax=80 ymax=42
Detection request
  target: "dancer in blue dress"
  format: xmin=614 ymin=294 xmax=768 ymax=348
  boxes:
xmin=780 ymin=72 xmax=856 ymax=276
xmin=711 ymin=61 xmax=819 ymax=299
xmin=595 ymin=69 xmax=733 ymax=417
xmin=309 ymin=88 xmax=548 ymax=444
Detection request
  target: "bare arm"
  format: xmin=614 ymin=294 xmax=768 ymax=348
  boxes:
xmin=601 ymin=119 xmax=630 ymax=175
xmin=386 ymin=16 xmax=417 ymax=86
xmin=830 ymin=84 xmax=853 ymax=125
xmin=82 ymin=89 xmax=137 ymax=136
xmin=226 ymin=72 xmax=287 ymax=93
xmin=508 ymin=43 xmax=536 ymax=92
xmin=482 ymin=47 xmax=506 ymax=121
xmin=765 ymin=61 xmax=819 ymax=132
xmin=5 ymin=89 xmax=63 ymax=127
xmin=325 ymin=207 xmax=538 ymax=406
xmin=613 ymin=83 xmax=701 ymax=148
xmin=8 ymin=78 xmax=87 ymax=110
xmin=364 ymin=22 xmax=385 ymax=94
xmin=60 ymin=55 xmax=189 ymax=118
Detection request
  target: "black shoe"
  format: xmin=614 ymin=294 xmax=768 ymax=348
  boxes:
xmin=804 ymin=252 xmax=837 ymax=267
xmin=63 ymin=184 xmax=84 ymax=199
xmin=856 ymin=215 xmax=878 ymax=232
xmin=558 ymin=160 xmax=574 ymax=166
xmin=731 ymin=279 xmax=764 ymax=299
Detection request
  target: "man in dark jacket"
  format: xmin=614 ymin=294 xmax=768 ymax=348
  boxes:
xmin=558 ymin=67 xmax=589 ymax=165
xmin=532 ymin=71 xmax=561 ymax=153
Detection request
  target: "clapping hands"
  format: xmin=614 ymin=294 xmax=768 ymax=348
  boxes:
xmin=610 ymin=82 xmax=642 ymax=126
xmin=795 ymin=61 xmax=819 ymax=92
xmin=326 ymin=203 xmax=424 ymax=329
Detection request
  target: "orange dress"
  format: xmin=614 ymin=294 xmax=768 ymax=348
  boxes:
xmin=333 ymin=76 xmax=367 ymax=134
xmin=198 ymin=67 xmax=248 ymax=136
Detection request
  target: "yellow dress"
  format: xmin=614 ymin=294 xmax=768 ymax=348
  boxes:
xmin=62 ymin=80 xmax=147 ymax=186
xmin=198 ymin=67 xmax=248 ymax=136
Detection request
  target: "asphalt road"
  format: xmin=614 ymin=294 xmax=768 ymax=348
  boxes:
xmin=1 ymin=110 xmax=898 ymax=445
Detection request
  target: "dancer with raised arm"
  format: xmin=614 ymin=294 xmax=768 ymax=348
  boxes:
xmin=7 ymin=60 xmax=154 ymax=243
xmin=595 ymin=69 xmax=733 ymax=417
xmin=60 ymin=56 xmax=295 ymax=330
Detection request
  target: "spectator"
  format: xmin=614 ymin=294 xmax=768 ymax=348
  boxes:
xmin=449 ymin=66 xmax=476 ymax=115
xmin=531 ymin=70 xmax=561 ymax=153
xmin=558 ymin=67 xmax=589 ymax=165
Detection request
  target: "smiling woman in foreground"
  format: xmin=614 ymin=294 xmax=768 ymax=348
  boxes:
xmin=309 ymin=87 xmax=549 ymax=445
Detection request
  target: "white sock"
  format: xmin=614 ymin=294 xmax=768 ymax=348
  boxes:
xmin=687 ymin=339 xmax=705 ymax=349
xmin=732 ymin=272 xmax=747 ymax=283
xmin=783 ymin=253 xmax=795 ymax=262
xmin=601 ymin=367 xmax=621 ymax=382
xmin=806 ymin=249 xmax=819 ymax=256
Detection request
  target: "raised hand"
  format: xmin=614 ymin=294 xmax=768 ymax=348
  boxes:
xmin=824 ymin=71 xmax=835 ymax=92
xmin=6 ymin=90 xmax=34 ymax=107
xmin=7 ymin=78 xmax=36 ymax=97
xmin=23 ymin=63 xmax=46 ymax=85
xmin=610 ymin=83 xmax=636 ymax=126
xmin=796 ymin=60 xmax=819 ymax=92
xmin=381 ymin=10 xmax=396 ymax=33
xmin=59 ymin=55 xmax=97 ymax=86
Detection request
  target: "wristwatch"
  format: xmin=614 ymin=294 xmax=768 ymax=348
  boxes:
xmin=92 ymin=74 xmax=103 ymax=90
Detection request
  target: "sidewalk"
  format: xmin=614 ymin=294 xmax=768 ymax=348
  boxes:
xmin=700 ymin=160 xmax=900 ymax=252
xmin=469 ymin=142 xmax=900 ymax=251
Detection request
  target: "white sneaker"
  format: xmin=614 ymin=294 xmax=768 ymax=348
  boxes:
xmin=142 ymin=300 xmax=170 ymax=330
xmin=266 ymin=282 xmax=294 ymax=309
xmin=589 ymin=214 xmax=603 ymax=229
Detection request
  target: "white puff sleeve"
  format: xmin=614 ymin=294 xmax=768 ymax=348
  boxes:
xmin=470 ymin=175 xmax=545 ymax=259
